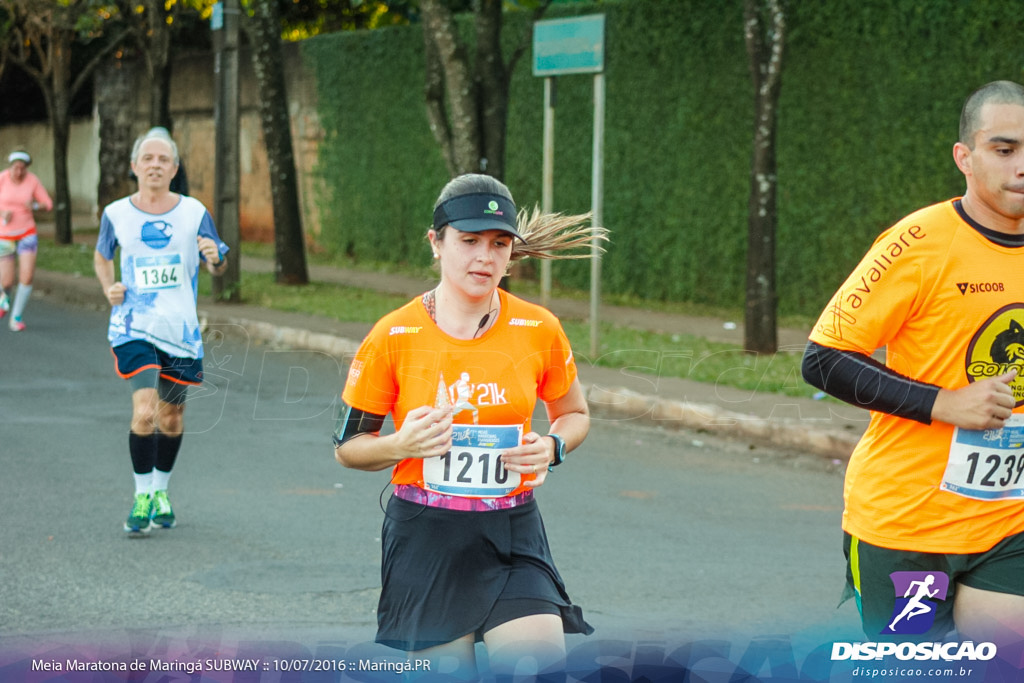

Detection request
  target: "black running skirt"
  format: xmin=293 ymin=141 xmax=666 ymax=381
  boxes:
xmin=375 ymin=495 xmax=592 ymax=651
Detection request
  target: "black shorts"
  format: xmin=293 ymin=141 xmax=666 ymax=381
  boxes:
xmin=375 ymin=495 xmax=592 ymax=652
xmin=112 ymin=341 xmax=202 ymax=405
xmin=844 ymin=531 xmax=1024 ymax=640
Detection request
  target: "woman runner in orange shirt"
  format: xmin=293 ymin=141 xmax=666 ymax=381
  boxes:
xmin=335 ymin=173 xmax=606 ymax=679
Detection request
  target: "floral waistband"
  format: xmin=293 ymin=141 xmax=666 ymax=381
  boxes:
xmin=393 ymin=484 xmax=534 ymax=512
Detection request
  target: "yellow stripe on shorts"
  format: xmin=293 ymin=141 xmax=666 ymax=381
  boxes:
xmin=850 ymin=535 xmax=862 ymax=596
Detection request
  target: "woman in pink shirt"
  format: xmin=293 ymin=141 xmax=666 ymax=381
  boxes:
xmin=0 ymin=150 xmax=53 ymax=331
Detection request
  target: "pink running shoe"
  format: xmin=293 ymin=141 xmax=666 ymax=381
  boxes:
xmin=9 ymin=317 xmax=24 ymax=332
xmin=0 ymin=292 xmax=8 ymax=320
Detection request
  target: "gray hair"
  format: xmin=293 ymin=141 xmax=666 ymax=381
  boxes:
xmin=432 ymin=173 xmax=608 ymax=263
xmin=959 ymin=80 xmax=1024 ymax=148
xmin=131 ymin=129 xmax=180 ymax=166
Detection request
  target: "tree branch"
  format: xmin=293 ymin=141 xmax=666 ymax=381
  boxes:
xmin=5 ymin=24 xmax=46 ymax=85
xmin=69 ymin=25 xmax=134 ymax=97
xmin=507 ymin=0 xmax=552 ymax=74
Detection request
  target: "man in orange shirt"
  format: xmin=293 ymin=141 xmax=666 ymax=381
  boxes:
xmin=803 ymin=81 xmax=1024 ymax=643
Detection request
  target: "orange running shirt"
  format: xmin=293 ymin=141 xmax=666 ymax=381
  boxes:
xmin=810 ymin=199 xmax=1024 ymax=553
xmin=341 ymin=289 xmax=578 ymax=496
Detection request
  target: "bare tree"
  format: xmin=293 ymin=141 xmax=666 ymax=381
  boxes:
xmin=0 ymin=0 xmax=132 ymax=244
xmin=420 ymin=0 xmax=551 ymax=181
xmin=743 ymin=0 xmax=785 ymax=354
xmin=244 ymin=0 xmax=308 ymax=285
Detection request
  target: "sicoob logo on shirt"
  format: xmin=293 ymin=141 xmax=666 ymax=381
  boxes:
xmin=140 ymin=220 xmax=173 ymax=249
xmin=965 ymin=304 xmax=1024 ymax=407
xmin=883 ymin=571 xmax=949 ymax=635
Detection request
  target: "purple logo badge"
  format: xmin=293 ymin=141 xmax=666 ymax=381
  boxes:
xmin=883 ymin=571 xmax=949 ymax=635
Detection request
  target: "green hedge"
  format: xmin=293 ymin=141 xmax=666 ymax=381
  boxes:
xmin=304 ymin=0 xmax=1024 ymax=317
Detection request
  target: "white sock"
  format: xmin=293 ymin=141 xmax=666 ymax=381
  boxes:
xmin=133 ymin=472 xmax=154 ymax=496
xmin=11 ymin=284 xmax=31 ymax=319
xmin=152 ymin=469 xmax=172 ymax=493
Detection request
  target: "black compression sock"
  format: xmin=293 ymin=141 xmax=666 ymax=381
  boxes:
xmin=155 ymin=433 xmax=184 ymax=473
xmin=129 ymin=432 xmax=159 ymax=474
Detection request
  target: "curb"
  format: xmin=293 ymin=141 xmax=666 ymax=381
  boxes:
xmin=584 ymin=385 xmax=859 ymax=461
xmin=198 ymin=308 xmax=859 ymax=463
xmin=200 ymin=309 xmax=364 ymax=359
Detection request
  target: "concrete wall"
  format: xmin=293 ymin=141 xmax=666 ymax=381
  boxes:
xmin=0 ymin=118 xmax=101 ymax=220
xmin=0 ymin=41 xmax=323 ymax=242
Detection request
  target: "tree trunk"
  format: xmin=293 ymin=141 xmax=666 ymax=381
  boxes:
xmin=50 ymin=106 xmax=73 ymax=244
xmin=247 ymin=0 xmax=309 ymax=285
xmin=211 ymin=0 xmax=241 ymax=303
xmin=418 ymin=0 xmax=550 ymax=184
xmin=144 ymin=0 xmax=173 ymax=128
xmin=150 ymin=60 xmax=173 ymax=129
xmin=420 ymin=0 xmax=482 ymax=176
xmin=96 ymin=53 xmax=139 ymax=216
xmin=473 ymin=0 xmax=507 ymax=180
xmin=743 ymin=0 xmax=785 ymax=354
xmin=423 ymin=21 xmax=457 ymax=178
xmin=50 ymin=28 xmax=74 ymax=245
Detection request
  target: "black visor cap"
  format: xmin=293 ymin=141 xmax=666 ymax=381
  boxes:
xmin=432 ymin=193 xmax=525 ymax=242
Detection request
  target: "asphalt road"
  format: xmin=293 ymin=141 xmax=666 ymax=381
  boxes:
xmin=0 ymin=295 xmax=867 ymax=681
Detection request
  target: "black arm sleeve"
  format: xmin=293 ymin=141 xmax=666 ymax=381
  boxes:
xmin=800 ymin=340 xmax=940 ymax=424
xmin=332 ymin=404 xmax=387 ymax=447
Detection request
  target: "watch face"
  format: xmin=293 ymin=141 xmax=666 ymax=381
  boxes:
xmin=551 ymin=434 xmax=565 ymax=466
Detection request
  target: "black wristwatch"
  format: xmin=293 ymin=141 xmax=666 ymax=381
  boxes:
xmin=546 ymin=434 xmax=566 ymax=468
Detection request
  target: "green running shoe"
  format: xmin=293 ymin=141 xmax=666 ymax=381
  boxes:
xmin=124 ymin=493 xmax=153 ymax=534
xmin=151 ymin=490 xmax=176 ymax=528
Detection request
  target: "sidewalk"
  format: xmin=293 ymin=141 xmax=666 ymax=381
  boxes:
xmin=236 ymin=256 xmax=868 ymax=460
xmin=33 ymin=244 xmax=868 ymax=461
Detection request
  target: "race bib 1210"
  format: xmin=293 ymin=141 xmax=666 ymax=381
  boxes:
xmin=422 ymin=424 xmax=523 ymax=497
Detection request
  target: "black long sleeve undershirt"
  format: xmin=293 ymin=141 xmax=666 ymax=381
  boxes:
xmin=801 ymin=340 xmax=940 ymax=424
xmin=801 ymin=200 xmax=1024 ymax=425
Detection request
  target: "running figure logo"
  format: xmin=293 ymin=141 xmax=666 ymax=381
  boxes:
xmin=884 ymin=571 xmax=949 ymax=635
xmin=449 ymin=372 xmax=480 ymax=424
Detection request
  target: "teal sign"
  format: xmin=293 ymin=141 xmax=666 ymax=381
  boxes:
xmin=533 ymin=15 xmax=605 ymax=76
xmin=211 ymin=2 xmax=223 ymax=31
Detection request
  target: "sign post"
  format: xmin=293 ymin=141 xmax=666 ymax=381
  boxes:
xmin=533 ymin=15 xmax=605 ymax=358
xmin=540 ymin=77 xmax=555 ymax=305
